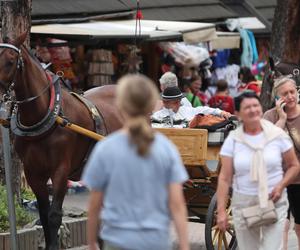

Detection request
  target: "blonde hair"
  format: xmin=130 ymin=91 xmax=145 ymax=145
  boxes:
xmin=116 ymin=74 xmax=159 ymax=156
xmin=272 ymin=76 xmax=297 ymax=99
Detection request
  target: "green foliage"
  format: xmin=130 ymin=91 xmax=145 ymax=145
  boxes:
xmin=21 ymin=187 xmax=36 ymax=201
xmin=0 ymin=185 xmax=35 ymax=233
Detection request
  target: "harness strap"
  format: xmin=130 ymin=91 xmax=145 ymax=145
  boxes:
xmin=66 ymin=93 xmax=107 ymax=180
xmin=0 ymin=43 xmax=20 ymax=53
xmin=10 ymin=74 xmax=62 ymax=137
xmin=70 ymin=92 xmax=106 ymax=136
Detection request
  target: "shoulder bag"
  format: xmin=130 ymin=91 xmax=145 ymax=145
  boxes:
xmin=241 ymin=200 xmax=277 ymax=228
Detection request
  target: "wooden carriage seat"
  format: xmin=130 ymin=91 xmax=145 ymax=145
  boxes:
xmin=155 ymin=128 xmax=208 ymax=167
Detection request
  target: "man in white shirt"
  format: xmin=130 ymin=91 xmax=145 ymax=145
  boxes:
xmin=152 ymin=86 xmax=231 ymax=123
xmin=153 ymin=72 xmax=191 ymax=112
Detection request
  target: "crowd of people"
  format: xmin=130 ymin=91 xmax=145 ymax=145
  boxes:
xmin=152 ymin=66 xmax=260 ymax=122
xmin=81 ymin=66 xmax=300 ymax=250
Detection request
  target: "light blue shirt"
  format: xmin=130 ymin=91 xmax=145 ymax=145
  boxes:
xmin=82 ymin=131 xmax=188 ymax=250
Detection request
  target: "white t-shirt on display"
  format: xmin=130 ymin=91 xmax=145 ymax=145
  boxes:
xmin=220 ymin=132 xmax=292 ymax=195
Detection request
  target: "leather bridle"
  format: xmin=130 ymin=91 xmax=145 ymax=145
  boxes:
xmin=0 ymin=43 xmax=51 ymax=106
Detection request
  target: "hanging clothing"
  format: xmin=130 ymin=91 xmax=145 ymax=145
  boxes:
xmin=239 ymin=29 xmax=253 ymax=68
xmin=211 ymin=49 xmax=230 ymax=69
xmin=247 ymin=30 xmax=258 ymax=64
xmin=211 ymin=64 xmax=240 ymax=96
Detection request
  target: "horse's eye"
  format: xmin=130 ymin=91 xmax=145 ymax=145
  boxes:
xmin=5 ymin=60 xmax=14 ymax=68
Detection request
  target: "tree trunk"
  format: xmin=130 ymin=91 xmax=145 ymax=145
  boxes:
xmin=1 ymin=0 xmax=31 ymax=47
xmin=0 ymin=0 xmax=32 ymax=199
xmin=261 ymin=0 xmax=300 ymax=111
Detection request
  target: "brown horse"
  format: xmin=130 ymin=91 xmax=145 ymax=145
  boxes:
xmin=0 ymin=33 xmax=123 ymax=249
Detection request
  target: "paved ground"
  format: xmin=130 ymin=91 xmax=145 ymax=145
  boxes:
xmin=63 ymin=190 xmax=298 ymax=250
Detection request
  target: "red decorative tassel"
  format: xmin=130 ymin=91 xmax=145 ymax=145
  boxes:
xmin=136 ymin=10 xmax=143 ymax=19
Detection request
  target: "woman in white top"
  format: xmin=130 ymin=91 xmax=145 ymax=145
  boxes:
xmin=263 ymin=76 xmax=300 ymax=250
xmin=216 ymin=91 xmax=300 ymax=250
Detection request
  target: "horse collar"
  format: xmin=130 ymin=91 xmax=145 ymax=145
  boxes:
xmin=10 ymin=74 xmax=62 ymax=137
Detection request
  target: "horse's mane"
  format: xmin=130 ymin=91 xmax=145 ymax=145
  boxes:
xmin=21 ymin=44 xmax=46 ymax=72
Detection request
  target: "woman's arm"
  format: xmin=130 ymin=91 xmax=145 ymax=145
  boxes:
xmin=169 ymin=183 xmax=190 ymax=250
xmin=87 ymin=190 xmax=103 ymax=250
xmin=270 ymin=148 xmax=300 ymax=202
xmin=264 ymin=99 xmax=287 ymax=129
xmin=217 ymin=156 xmax=234 ymax=231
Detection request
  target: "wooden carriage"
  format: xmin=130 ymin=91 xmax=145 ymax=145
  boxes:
xmin=155 ymin=128 xmax=237 ymax=250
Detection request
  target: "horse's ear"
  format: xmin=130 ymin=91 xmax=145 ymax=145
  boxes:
xmin=12 ymin=31 xmax=28 ymax=47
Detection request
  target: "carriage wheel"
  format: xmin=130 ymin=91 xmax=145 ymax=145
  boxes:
xmin=205 ymin=193 xmax=237 ymax=250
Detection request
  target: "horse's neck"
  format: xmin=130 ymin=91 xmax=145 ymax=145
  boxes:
xmin=14 ymin=47 xmax=51 ymax=126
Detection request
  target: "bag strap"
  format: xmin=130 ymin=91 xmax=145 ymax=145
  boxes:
xmin=286 ymin=123 xmax=300 ymax=154
xmin=191 ymin=94 xmax=196 ymax=106
xmin=233 ymin=138 xmax=239 ymax=190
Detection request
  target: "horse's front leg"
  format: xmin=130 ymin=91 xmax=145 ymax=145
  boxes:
xmin=48 ymin=163 xmax=69 ymax=250
xmin=25 ymin=173 xmax=51 ymax=249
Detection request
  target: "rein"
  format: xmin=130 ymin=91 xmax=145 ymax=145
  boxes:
xmin=14 ymin=78 xmax=51 ymax=105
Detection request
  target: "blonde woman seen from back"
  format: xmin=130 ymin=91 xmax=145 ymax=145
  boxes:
xmin=82 ymin=74 xmax=190 ymax=250
xmin=264 ymin=76 xmax=300 ymax=249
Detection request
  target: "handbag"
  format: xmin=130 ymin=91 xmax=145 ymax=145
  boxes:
xmin=241 ymin=200 xmax=278 ymax=228
xmin=188 ymin=114 xmax=234 ymax=131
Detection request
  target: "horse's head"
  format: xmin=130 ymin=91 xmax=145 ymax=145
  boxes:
xmin=0 ymin=32 xmax=27 ymax=95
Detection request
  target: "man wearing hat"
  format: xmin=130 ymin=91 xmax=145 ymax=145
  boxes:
xmin=152 ymin=86 xmax=231 ymax=123
xmin=153 ymin=72 xmax=192 ymax=112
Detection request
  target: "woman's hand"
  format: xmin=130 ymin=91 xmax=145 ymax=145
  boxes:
xmin=275 ymin=97 xmax=287 ymax=121
xmin=220 ymin=111 xmax=232 ymax=119
xmin=217 ymin=210 xmax=229 ymax=232
xmin=270 ymin=184 xmax=284 ymax=203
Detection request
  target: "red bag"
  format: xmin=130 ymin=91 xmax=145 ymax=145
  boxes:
xmin=189 ymin=114 xmax=231 ymax=131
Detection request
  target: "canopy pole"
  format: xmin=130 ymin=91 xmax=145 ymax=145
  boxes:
xmin=0 ymin=103 xmax=18 ymax=250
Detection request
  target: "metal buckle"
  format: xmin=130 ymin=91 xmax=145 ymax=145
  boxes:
xmin=293 ymin=68 xmax=300 ymax=76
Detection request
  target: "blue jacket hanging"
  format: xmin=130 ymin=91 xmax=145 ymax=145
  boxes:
xmin=247 ymin=30 xmax=258 ymax=64
xmin=239 ymin=29 xmax=253 ymax=68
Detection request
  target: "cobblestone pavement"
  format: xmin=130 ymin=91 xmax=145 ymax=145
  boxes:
xmin=64 ymin=191 xmax=298 ymax=250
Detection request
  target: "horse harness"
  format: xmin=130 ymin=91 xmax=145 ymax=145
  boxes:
xmin=70 ymin=92 xmax=107 ymax=136
xmin=0 ymin=42 xmax=104 ymax=140
xmin=10 ymin=73 xmax=62 ymax=137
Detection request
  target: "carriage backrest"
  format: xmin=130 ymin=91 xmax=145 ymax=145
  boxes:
xmin=155 ymin=128 xmax=208 ymax=166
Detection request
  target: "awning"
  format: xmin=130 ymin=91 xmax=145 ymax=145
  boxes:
xmin=31 ymin=19 xmax=217 ymax=43
xmin=210 ymin=31 xmax=240 ymax=49
xmin=226 ymin=17 xmax=266 ymax=31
